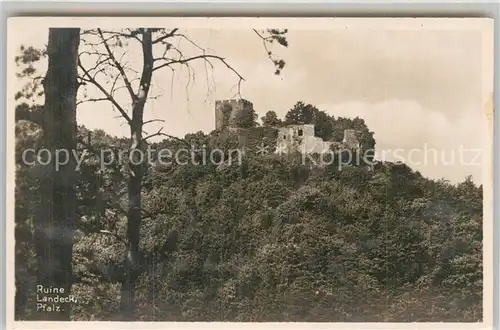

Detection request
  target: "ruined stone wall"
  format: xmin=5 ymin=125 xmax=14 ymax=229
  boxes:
xmin=276 ymin=125 xmax=360 ymax=154
xmin=214 ymin=99 xmax=360 ymax=155
xmin=276 ymin=124 xmax=334 ymax=154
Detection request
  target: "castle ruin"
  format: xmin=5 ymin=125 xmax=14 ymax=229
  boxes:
xmin=215 ymin=99 xmax=360 ymax=154
xmin=275 ymin=125 xmax=360 ymax=154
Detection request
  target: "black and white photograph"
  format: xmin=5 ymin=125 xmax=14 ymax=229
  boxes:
xmin=6 ymin=17 xmax=494 ymax=325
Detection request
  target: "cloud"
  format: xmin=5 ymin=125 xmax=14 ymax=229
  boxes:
xmin=283 ymin=29 xmax=483 ymax=118
xmin=319 ymin=99 xmax=483 ymax=183
xmin=9 ymin=23 xmax=488 ymax=183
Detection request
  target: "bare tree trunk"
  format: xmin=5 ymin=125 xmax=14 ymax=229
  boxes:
xmin=34 ymin=28 xmax=80 ymax=321
xmin=76 ymin=27 xmax=274 ymax=320
xmin=119 ymin=28 xmax=153 ymax=320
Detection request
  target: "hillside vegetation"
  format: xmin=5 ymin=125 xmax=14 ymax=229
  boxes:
xmin=15 ymin=103 xmax=483 ymax=321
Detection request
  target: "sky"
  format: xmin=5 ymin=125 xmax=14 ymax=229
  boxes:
xmin=8 ymin=18 xmax=494 ymax=184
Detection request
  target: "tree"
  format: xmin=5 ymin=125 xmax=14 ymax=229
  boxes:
xmin=15 ymin=28 xmax=81 ymax=320
xmin=261 ymin=110 xmax=282 ymax=127
xmin=128 ymin=147 xmax=483 ymax=322
xmin=77 ymin=27 xmax=288 ymax=319
xmin=13 ymin=28 xmax=482 ymax=323
xmin=14 ymin=44 xmax=46 ymax=321
xmin=283 ymin=102 xmax=335 ymax=140
xmin=312 ymin=110 xmax=334 ymax=141
xmin=284 ymin=101 xmax=316 ymax=125
xmin=282 ymin=101 xmax=376 ymax=161
xmin=331 ymin=116 xmax=376 ymax=160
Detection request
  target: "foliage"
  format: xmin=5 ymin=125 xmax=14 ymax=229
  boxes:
xmin=261 ymin=111 xmax=283 ymax=127
xmin=13 ymin=29 xmax=482 ymax=322
xmin=287 ymin=102 xmax=373 ymax=142
xmin=15 ymin=120 xmax=484 ymax=321
xmin=281 ymin=101 xmax=376 ymax=162
xmin=234 ymin=105 xmax=259 ymax=129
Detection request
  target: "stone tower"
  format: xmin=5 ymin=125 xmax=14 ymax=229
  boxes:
xmin=215 ymin=99 xmax=254 ymax=130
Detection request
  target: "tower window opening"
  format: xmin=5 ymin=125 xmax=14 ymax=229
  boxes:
xmin=298 ymin=129 xmax=303 ymax=136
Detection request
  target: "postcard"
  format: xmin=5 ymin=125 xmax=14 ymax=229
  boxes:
xmin=5 ymin=17 xmax=494 ymax=329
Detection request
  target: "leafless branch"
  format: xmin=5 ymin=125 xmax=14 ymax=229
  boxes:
xmin=143 ymin=119 xmax=166 ymax=125
xmin=175 ymin=33 xmax=205 ymax=51
xmin=109 ymin=74 xmax=121 ymax=97
xmin=78 ymin=51 xmax=115 ymax=84
xmin=78 ymin=28 xmax=250 ymax=136
xmin=153 ymin=54 xmax=244 ymax=96
xmin=77 ymin=97 xmax=109 ymax=106
xmin=78 ymin=59 xmax=133 ymax=124
xmin=97 ymin=28 xmax=137 ymax=102
xmin=113 ymin=78 xmax=141 ymax=94
xmin=100 ymin=29 xmax=143 ymax=43
xmin=176 ymin=33 xmax=216 ymax=100
xmin=79 ymin=50 xmax=108 ymax=58
xmin=143 ymin=127 xmax=191 ymax=148
xmin=152 ymin=28 xmax=179 ymax=45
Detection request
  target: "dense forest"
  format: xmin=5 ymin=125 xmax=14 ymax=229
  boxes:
xmin=14 ymin=28 xmax=483 ymax=322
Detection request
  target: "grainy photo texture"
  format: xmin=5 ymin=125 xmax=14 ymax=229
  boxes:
xmin=8 ymin=18 xmax=493 ymax=323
